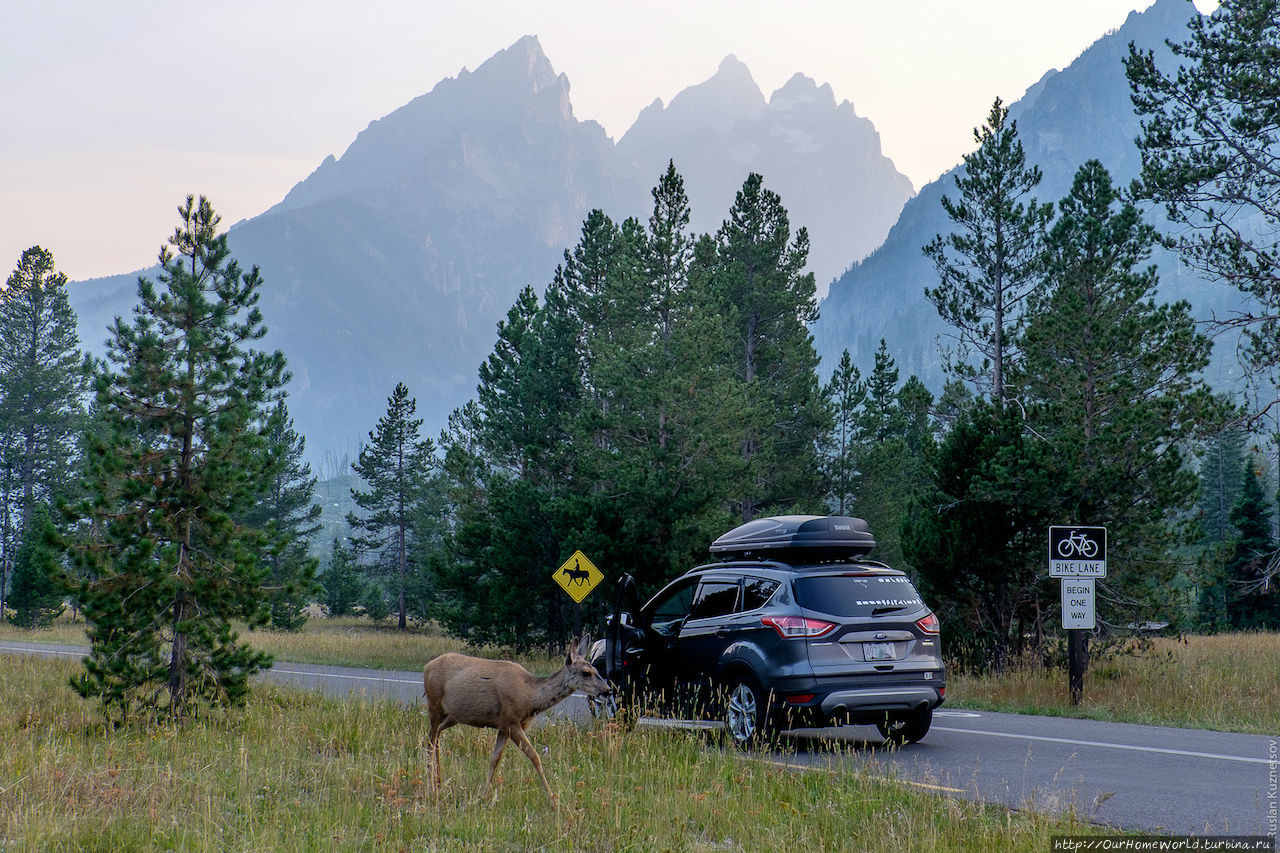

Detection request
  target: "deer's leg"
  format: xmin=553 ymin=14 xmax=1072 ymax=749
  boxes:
xmin=510 ymin=725 xmax=555 ymax=802
xmin=427 ymin=714 xmax=456 ymax=790
xmin=482 ymin=730 xmax=509 ymax=795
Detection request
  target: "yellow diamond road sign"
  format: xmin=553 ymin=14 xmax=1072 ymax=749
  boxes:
xmin=553 ymin=550 xmax=603 ymax=603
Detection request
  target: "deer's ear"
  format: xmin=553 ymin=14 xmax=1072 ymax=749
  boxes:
xmin=565 ymin=636 xmax=580 ymax=665
xmin=574 ymin=634 xmax=591 ymax=660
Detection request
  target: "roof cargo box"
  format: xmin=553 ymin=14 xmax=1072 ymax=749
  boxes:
xmin=710 ymin=515 xmax=876 ymax=561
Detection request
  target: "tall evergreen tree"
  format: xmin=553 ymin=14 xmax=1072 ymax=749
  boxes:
xmin=846 ymin=343 xmax=934 ymax=571
xmin=861 ymin=339 xmax=904 ymax=444
xmin=6 ymin=503 xmax=64 ymax=628
xmin=923 ymin=98 xmax=1053 ymax=403
xmin=348 ymin=383 xmax=435 ymax=630
xmin=321 ymin=536 xmax=364 ymax=618
xmin=1196 ymin=424 xmax=1249 ymax=628
xmin=707 ymin=172 xmax=829 ymax=521
xmin=1199 ymin=426 xmax=1249 ymax=548
xmin=581 ymin=169 xmax=742 ymax=593
xmin=241 ymin=401 xmax=321 ymax=630
xmin=0 ymin=246 xmax=86 ymax=614
xmin=904 ymin=401 xmax=1056 ymax=670
xmin=822 ymin=349 xmax=864 ymax=515
xmin=1224 ymin=461 xmax=1280 ymax=629
xmin=70 ymin=196 xmax=287 ymax=723
xmin=1126 ymin=0 xmax=1280 ymax=378
xmin=1018 ymin=161 xmax=1225 ymax=624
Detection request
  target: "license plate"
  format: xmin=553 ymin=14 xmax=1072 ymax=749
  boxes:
xmin=864 ymin=642 xmax=896 ymax=662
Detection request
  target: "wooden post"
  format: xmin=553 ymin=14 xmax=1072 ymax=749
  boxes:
xmin=1068 ymin=628 xmax=1087 ymax=704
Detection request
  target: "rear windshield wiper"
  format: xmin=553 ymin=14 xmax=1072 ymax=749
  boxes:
xmin=871 ymin=605 xmax=907 ymax=616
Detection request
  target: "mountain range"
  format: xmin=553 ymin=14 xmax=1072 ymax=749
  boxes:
xmin=812 ymin=0 xmax=1248 ymax=391
xmin=69 ymin=0 xmax=1237 ymax=464
xmin=68 ymin=35 xmax=911 ymax=463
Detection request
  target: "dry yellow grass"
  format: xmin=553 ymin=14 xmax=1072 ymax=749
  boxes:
xmin=0 ymin=614 xmax=560 ymax=674
xmin=949 ymin=632 xmax=1280 ymax=734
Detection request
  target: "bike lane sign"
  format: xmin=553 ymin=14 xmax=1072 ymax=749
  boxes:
xmin=1048 ymin=525 xmax=1107 ymax=578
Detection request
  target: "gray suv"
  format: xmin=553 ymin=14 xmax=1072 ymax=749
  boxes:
xmin=593 ymin=515 xmax=945 ymax=746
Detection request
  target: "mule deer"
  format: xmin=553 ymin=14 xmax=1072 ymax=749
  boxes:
xmin=422 ymin=635 xmax=612 ymax=803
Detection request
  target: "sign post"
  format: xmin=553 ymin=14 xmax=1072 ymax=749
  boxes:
xmin=1048 ymin=526 xmax=1107 ymax=704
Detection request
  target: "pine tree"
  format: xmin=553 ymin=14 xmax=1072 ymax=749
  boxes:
xmin=348 ymin=383 xmax=435 ymax=630
xmin=70 ymin=196 xmax=287 ymax=723
xmin=923 ymin=98 xmax=1053 ymax=403
xmin=7 ymin=503 xmax=64 ymax=628
xmin=1224 ymin=462 xmax=1280 ymax=629
xmin=241 ymin=401 xmax=321 ymax=631
xmin=0 ymin=246 xmax=86 ymax=615
xmin=845 ymin=342 xmax=934 ymax=571
xmin=707 ymin=172 xmax=829 ymax=521
xmin=1197 ymin=425 xmax=1248 ymax=629
xmin=904 ymin=400 xmax=1056 ymax=670
xmin=1018 ymin=161 xmax=1226 ymax=625
xmin=580 ymin=167 xmax=741 ymax=593
xmin=822 ymin=349 xmax=864 ymax=515
xmin=440 ymin=290 xmax=572 ymax=649
xmin=1126 ymin=0 xmax=1280 ymax=376
xmin=321 ymin=537 xmax=364 ymax=617
xmin=861 ymin=339 xmax=904 ymax=444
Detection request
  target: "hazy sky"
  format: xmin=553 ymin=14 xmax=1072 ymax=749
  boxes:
xmin=3 ymin=0 xmax=1209 ymax=282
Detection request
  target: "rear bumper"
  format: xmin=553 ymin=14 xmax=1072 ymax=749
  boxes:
xmin=819 ymin=685 xmax=941 ymax=716
xmin=769 ymin=671 xmax=946 ymax=725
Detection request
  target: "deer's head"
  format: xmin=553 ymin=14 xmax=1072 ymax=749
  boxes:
xmin=565 ymin=635 xmax=612 ymax=698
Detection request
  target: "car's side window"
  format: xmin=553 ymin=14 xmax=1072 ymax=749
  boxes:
xmin=689 ymin=579 xmax=740 ymax=621
xmin=740 ymin=577 xmax=780 ymax=612
xmin=648 ymin=579 xmax=697 ymax=635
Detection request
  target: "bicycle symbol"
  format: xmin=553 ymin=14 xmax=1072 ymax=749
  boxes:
xmin=1056 ymin=530 xmax=1098 ymax=558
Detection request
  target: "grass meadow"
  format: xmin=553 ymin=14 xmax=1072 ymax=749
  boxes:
xmin=0 ymin=654 xmax=1097 ymax=852
xmin=1 ymin=617 xmax=1274 ymax=848
xmin=950 ymin=632 xmax=1280 ymax=735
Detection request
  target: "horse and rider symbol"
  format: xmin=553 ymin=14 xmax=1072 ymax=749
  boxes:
xmin=553 ymin=550 xmax=602 ymax=603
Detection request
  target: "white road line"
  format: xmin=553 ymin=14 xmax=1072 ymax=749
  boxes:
xmin=269 ymin=668 xmax=420 ymax=685
xmin=0 ymin=647 xmax=426 ymax=687
xmin=933 ymin=725 xmax=1270 ymax=765
xmin=0 ymin=644 xmax=84 ymax=657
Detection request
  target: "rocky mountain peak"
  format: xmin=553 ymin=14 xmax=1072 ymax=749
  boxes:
xmin=769 ymin=73 xmax=837 ymax=111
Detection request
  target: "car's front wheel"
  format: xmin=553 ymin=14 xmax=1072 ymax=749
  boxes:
xmin=724 ymin=674 xmax=774 ymax=748
xmin=876 ymin=706 xmax=933 ymax=746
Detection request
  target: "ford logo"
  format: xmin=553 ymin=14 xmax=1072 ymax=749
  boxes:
xmin=874 ymin=632 xmax=887 ymax=640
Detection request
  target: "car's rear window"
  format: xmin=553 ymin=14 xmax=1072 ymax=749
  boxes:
xmin=793 ymin=574 xmax=924 ymax=618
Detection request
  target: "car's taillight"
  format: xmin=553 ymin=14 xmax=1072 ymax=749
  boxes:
xmin=916 ymin=612 xmax=940 ymax=634
xmin=762 ymin=615 xmax=837 ymax=639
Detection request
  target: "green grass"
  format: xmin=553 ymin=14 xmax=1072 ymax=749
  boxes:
xmin=0 ymin=655 xmax=1099 ymax=851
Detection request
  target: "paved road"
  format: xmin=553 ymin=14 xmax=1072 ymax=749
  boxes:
xmin=5 ymin=640 xmax=1275 ymax=835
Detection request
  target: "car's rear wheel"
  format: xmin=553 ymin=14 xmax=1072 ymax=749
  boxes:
xmin=876 ymin=706 xmax=932 ymax=745
xmin=725 ymin=674 xmax=773 ymax=748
